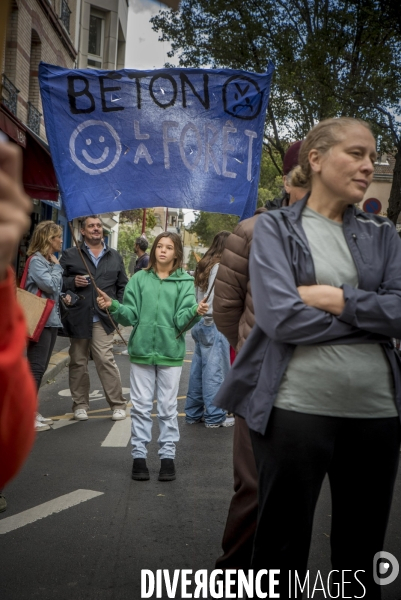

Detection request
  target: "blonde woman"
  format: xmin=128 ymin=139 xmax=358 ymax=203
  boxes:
xmin=25 ymin=221 xmax=64 ymax=431
xmin=215 ymin=118 xmax=401 ymax=598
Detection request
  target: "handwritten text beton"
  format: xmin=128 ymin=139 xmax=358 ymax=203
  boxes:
xmin=66 ymin=72 xmax=263 ymax=119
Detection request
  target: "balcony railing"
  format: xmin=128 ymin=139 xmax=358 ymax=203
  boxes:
xmin=60 ymin=0 xmax=71 ymax=33
xmin=28 ymin=102 xmax=42 ymax=135
xmin=1 ymin=74 xmax=19 ymax=116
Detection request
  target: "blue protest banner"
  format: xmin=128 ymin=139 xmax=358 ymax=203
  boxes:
xmin=39 ymin=63 xmax=274 ymax=221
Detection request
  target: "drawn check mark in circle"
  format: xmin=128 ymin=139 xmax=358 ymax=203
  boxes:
xmin=69 ymin=120 xmax=122 ymax=175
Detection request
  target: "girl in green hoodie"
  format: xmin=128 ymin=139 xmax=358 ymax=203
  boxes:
xmin=97 ymin=232 xmax=208 ymax=482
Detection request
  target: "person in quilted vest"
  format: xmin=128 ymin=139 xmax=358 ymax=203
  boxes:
xmin=213 ymin=141 xmax=305 ymax=572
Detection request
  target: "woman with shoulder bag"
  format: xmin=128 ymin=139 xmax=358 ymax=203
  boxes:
xmin=25 ymin=221 xmax=64 ymax=432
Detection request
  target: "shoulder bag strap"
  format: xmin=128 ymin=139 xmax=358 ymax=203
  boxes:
xmin=20 ymin=255 xmax=42 ymax=297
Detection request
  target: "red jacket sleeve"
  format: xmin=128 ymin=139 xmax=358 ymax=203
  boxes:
xmin=0 ymin=267 xmax=37 ymax=489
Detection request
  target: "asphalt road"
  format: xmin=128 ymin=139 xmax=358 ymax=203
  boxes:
xmin=1 ymin=333 xmax=401 ymax=600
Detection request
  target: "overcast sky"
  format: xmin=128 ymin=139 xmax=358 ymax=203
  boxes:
xmin=125 ymin=0 xmax=176 ymax=70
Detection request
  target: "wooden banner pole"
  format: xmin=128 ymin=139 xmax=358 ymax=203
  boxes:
xmin=141 ymin=209 xmax=146 ymax=234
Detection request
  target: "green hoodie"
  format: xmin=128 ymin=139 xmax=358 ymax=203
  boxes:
xmin=109 ymin=268 xmax=200 ymax=366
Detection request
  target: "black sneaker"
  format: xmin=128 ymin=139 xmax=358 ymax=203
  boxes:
xmin=158 ymin=458 xmax=176 ymax=481
xmin=132 ymin=458 xmax=150 ymax=481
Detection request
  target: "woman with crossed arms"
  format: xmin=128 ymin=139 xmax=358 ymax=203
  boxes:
xmin=215 ymin=117 xmax=401 ymax=598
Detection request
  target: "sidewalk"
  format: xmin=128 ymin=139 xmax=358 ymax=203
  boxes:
xmin=40 ymin=326 xmax=132 ymax=387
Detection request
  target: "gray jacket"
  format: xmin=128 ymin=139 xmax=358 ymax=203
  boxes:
xmin=25 ymin=252 xmax=63 ymax=328
xmin=214 ymin=195 xmax=401 ymax=434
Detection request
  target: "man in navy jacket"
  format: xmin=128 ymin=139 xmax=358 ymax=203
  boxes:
xmin=60 ymin=215 xmax=128 ymax=422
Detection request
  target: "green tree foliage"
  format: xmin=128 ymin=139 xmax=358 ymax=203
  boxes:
xmin=118 ymin=209 xmax=156 ymax=273
xmin=258 ymin=149 xmax=283 ymax=206
xmin=187 ymin=249 xmax=204 ymax=271
xmin=188 ymin=212 xmax=239 ymax=246
xmin=120 ymin=209 xmax=157 ymax=230
xmin=152 ymin=1 xmax=401 ymax=222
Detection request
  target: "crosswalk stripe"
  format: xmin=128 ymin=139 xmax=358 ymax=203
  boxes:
xmin=50 ymin=398 xmax=187 ymax=420
xmin=101 ymin=410 xmax=131 ymax=447
xmin=51 ymin=419 xmax=77 ymax=429
xmin=0 ymin=490 xmax=104 ymax=535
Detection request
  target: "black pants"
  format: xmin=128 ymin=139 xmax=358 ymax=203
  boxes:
xmin=27 ymin=327 xmax=59 ymax=391
xmin=215 ymin=416 xmax=258 ymax=571
xmin=250 ymin=408 xmax=401 ymax=599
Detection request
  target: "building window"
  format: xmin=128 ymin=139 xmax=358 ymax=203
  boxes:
xmin=88 ymin=11 xmax=104 ymax=69
xmin=60 ymin=0 xmax=71 ymax=33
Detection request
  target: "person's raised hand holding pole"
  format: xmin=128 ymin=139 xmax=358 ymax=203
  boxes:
xmin=197 ymin=297 xmax=209 ymax=316
xmin=97 ymin=289 xmax=113 ymax=310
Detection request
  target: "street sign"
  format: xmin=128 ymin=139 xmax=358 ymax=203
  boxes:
xmin=363 ymin=198 xmax=382 ymax=214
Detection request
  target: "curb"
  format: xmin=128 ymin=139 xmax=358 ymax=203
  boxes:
xmin=40 ymin=326 xmax=132 ymax=387
xmin=41 ymin=348 xmax=70 ymax=387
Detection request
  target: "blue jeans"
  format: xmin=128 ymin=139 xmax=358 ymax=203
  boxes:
xmin=185 ymin=321 xmax=230 ymax=425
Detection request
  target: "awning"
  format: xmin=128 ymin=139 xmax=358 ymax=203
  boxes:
xmin=101 ymin=214 xmax=119 ymax=229
xmin=23 ymin=127 xmax=59 ymax=200
xmin=0 ymin=104 xmax=26 ymax=147
xmin=0 ymin=103 xmax=59 ymax=201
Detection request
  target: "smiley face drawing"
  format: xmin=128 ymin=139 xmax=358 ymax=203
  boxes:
xmin=69 ymin=120 xmax=122 ymax=175
xmin=222 ymin=75 xmax=263 ymax=121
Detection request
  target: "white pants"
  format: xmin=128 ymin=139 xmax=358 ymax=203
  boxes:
xmin=129 ymin=363 xmax=182 ymax=459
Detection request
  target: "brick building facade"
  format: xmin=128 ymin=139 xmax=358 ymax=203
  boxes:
xmin=2 ymin=0 xmax=77 ymax=140
xmin=1 ymin=0 xmax=128 ymax=273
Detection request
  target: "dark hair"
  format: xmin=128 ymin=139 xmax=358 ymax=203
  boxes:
xmin=146 ymin=232 xmax=183 ymax=275
xmin=283 ymin=140 xmax=303 ymax=175
xmin=135 ymin=236 xmax=148 ymax=251
xmin=194 ymin=231 xmax=231 ymax=292
xmin=80 ymin=215 xmax=102 ymax=229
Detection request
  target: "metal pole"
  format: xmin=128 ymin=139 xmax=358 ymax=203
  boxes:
xmin=141 ymin=208 xmax=146 ymax=234
xmin=165 ymin=207 xmax=169 ymax=232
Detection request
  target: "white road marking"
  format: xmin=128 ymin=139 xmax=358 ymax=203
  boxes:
xmin=0 ymin=489 xmax=104 ymax=534
xmin=101 ymin=409 xmax=131 ymax=447
xmin=51 ymin=419 xmax=78 ymax=430
xmin=58 ymin=388 xmax=130 ymax=397
xmin=58 ymin=389 xmax=72 ymax=397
